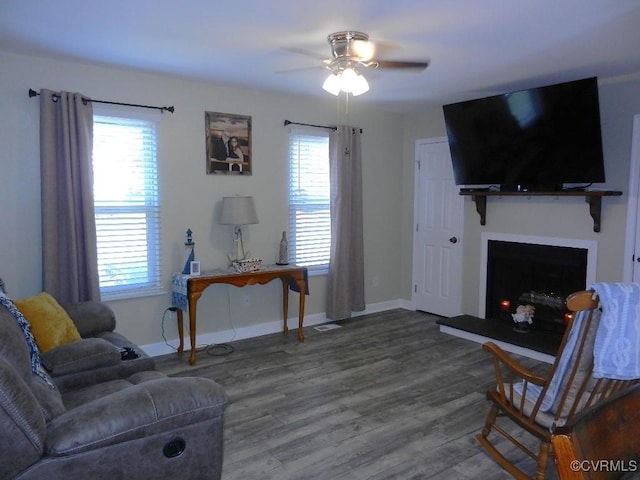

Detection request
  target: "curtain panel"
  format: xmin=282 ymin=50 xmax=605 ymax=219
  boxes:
xmin=39 ymin=89 xmax=100 ymax=302
xmin=326 ymin=125 xmax=365 ymax=320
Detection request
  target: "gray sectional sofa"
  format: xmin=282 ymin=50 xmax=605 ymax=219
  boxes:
xmin=0 ymin=286 xmax=229 ymax=480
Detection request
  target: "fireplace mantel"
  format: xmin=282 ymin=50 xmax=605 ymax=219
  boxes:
xmin=460 ymin=190 xmax=622 ymax=232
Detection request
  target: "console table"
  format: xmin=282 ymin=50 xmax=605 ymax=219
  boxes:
xmin=171 ymin=265 xmax=308 ymax=365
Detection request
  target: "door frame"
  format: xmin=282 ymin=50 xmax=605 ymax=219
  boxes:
xmin=623 ymin=114 xmax=640 ymax=281
xmin=411 ymin=137 xmax=464 ymax=313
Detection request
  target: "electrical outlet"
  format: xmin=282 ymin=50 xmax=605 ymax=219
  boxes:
xmin=372 ymin=276 xmax=380 ymax=287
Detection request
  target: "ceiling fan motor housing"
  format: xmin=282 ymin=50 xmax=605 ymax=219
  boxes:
xmin=328 ymin=31 xmax=371 ymax=61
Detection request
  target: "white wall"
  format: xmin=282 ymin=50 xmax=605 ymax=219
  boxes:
xmin=0 ymin=50 xmax=407 ymax=349
xmin=401 ymin=75 xmax=640 ymax=316
xmin=4 ymin=48 xmax=638 ymax=349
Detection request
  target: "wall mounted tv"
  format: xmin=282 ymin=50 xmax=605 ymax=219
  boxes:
xmin=442 ymin=77 xmax=605 ymax=192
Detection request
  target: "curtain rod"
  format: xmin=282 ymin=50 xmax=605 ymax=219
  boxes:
xmin=283 ymin=120 xmax=362 ymax=133
xmin=28 ymin=88 xmax=175 ymax=113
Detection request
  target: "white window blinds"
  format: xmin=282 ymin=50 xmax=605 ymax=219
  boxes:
xmin=288 ymin=126 xmax=331 ymax=273
xmin=92 ymin=110 xmax=162 ymax=299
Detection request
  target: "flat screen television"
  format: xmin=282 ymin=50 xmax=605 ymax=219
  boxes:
xmin=442 ymin=77 xmax=605 ymax=192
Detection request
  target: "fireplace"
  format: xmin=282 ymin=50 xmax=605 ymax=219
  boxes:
xmin=437 ymin=233 xmax=597 ymax=362
xmin=485 ymin=240 xmax=587 ymax=336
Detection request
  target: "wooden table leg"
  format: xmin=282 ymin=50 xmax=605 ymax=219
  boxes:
xmin=176 ymin=308 xmax=184 ymax=357
xmin=297 ymin=278 xmax=306 ymax=342
xmin=187 ymin=292 xmax=201 ymax=365
xmin=281 ymin=278 xmax=289 ymax=334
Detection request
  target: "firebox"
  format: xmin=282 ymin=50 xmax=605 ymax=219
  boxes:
xmin=486 ymin=240 xmax=588 ymax=335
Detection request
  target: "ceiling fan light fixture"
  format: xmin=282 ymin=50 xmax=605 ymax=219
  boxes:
xmin=322 ymin=67 xmax=369 ymax=96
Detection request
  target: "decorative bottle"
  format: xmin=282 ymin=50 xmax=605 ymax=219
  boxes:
xmin=277 ymin=231 xmax=289 ymax=265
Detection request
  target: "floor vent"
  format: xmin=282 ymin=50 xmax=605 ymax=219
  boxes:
xmin=314 ymin=323 xmax=342 ymax=332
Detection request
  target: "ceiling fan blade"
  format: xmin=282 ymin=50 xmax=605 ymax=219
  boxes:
xmin=374 ymin=59 xmax=430 ymax=70
xmin=275 ymin=65 xmax=327 ymax=74
xmin=281 ymin=46 xmax=328 ymax=61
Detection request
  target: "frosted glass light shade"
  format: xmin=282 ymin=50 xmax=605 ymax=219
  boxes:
xmin=350 ymin=73 xmax=369 ymax=96
xmin=322 ymin=73 xmax=342 ymax=95
xmin=322 ymin=68 xmax=369 ymax=96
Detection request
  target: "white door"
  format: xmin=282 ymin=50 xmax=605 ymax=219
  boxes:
xmin=413 ymin=138 xmax=464 ymax=317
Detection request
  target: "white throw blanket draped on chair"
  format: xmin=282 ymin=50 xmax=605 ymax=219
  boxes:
xmin=515 ymin=309 xmax=587 ymax=413
xmin=590 ymin=282 xmax=640 ymax=380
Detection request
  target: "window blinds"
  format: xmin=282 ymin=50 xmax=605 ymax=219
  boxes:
xmin=92 ymin=113 xmax=162 ymax=298
xmin=287 ymin=128 xmax=331 ymax=273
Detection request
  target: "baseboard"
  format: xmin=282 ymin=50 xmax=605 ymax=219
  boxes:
xmin=141 ymin=298 xmax=411 ymax=357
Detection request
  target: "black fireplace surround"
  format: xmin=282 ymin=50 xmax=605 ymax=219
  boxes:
xmin=437 ymin=239 xmax=589 ymax=356
xmin=486 ymin=240 xmax=588 ymax=335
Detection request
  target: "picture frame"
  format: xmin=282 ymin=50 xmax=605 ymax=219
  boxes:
xmin=190 ymin=261 xmax=201 ymax=276
xmin=205 ymin=111 xmax=252 ymax=175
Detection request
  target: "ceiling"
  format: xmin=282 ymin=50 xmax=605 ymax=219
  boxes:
xmin=2 ymin=0 xmax=640 ymax=114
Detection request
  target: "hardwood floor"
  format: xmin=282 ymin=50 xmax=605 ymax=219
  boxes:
xmin=154 ymin=309 xmax=557 ymax=480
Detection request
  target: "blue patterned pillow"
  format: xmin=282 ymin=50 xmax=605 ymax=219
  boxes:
xmin=0 ymin=291 xmax=55 ymax=388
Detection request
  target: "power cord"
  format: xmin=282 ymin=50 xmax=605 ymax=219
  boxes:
xmin=206 ymin=286 xmax=237 ymax=356
xmin=162 ymin=299 xmax=236 ymax=358
xmin=161 ymin=307 xmax=178 ymax=352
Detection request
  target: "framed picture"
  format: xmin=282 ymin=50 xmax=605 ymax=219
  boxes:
xmin=190 ymin=261 xmax=201 ymax=276
xmin=205 ymin=111 xmax=252 ymax=175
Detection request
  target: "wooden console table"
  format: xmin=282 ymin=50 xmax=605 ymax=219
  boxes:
xmin=171 ymin=265 xmax=308 ymax=365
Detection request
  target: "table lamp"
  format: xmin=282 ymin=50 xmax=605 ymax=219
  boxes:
xmin=219 ymin=195 xmax=259 ymax=261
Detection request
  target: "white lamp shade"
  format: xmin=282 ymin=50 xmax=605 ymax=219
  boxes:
xmin=322 ymin=73 xmax=342 ymax=96
xmin=219 ymin=196 xmax=259 ymax=225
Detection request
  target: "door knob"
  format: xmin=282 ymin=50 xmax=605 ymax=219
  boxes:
xmin=449 ymin=237 xmax=458 ymax=244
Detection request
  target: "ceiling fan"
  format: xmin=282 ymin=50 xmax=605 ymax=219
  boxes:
xmin=286 ymin=31 xmax=430 ymax=96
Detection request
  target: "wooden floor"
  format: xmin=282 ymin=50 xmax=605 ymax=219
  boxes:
xmin=155 ymin=309 xmax=558 ymax=480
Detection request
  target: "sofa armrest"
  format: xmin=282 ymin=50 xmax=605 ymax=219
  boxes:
xmin=62 ymin=301 xmax=116 ymax=337
xmin=45 ymin=377 xmax=228 ymax=456
xmin=41 ymin=338 xmax=120 ymax=376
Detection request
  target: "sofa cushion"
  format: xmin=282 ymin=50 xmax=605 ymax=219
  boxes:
xmin=0 ymin=358 xmax=47 ymax=479
xmin=47 ymin=376 xmax=228 ymax=456
xmin=61 ymin=371 xmax=167 ymax=410
xmin=0 ymin=294 xmax=54 ymax=387
xmin=15 ymin=292 xmax=82 ymax=353
xmin=62 ymin=300 xmax=116 ymax=337
xmin=41 ymin=338 xmax=121 ymax=376
xmin=29 ymin=373 xmax=66 ymax=421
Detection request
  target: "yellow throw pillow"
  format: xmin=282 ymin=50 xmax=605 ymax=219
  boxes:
xmin=15 ymin=292 xmax=82 ymax=353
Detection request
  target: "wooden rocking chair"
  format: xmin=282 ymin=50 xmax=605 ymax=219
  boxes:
xmin=476 ymin=290 xmax=640 ymax=480
xmin=552 ymin=383 xmax=640 ymax=480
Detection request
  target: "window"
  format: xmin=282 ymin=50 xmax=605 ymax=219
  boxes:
xmin=288 ymin=127 xmax=331 ymax=273
xmin=92 ymin=108 xmax=162 ymax=299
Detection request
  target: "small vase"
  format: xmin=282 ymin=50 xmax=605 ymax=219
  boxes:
xmin=277 ymin=231 xmax=289 ymax=265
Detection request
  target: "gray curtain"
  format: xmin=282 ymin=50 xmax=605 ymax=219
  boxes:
xmin=39 ymin=89 xmax=100 ymax=303
xmin=326 ymin=125 xmax=365 ymax=320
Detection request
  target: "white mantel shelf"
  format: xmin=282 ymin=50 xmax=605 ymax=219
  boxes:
xmin=460 ymin=190 xmax=622 ymax=232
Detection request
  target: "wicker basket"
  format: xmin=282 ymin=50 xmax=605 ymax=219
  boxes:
xmin=232 ymin=258 xmax=262 ymax=273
